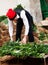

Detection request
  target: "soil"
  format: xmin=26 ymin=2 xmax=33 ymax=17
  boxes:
xmin=0 ymin=57 xmax=48 ymax=65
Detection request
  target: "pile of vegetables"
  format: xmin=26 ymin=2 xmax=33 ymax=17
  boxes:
xmin=0 ymin=15 xmax=7 ymax=22
xmin=39 ymin=32 xmax=48 ymax=41
xmin=39 ymin=32 xmax=46 ymax=41
xmin=0 ymin=41 xmax=48 ymax=58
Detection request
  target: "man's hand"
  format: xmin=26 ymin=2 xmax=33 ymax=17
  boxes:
xmin=20 ymin=35 xmax=28 ymax=44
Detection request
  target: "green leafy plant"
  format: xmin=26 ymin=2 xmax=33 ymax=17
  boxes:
xmin=0 ymin=15 xmax=7 ymax=22
xmin=0 ymin=41 xmax=48 ymax=58
xmin=3 ymin=19 xmax=8 ymax=24
xmin=14 ymin=4 xmax=24 ymax=11
xmin=32 ymin=25 xmax=37 ymax=32
xmin=39 ymin=32 xmax=46 ymax=40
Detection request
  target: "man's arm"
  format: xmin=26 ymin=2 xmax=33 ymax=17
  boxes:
xmin=7 ymin=18 xmax=13 ymax=41
xmin=20 ymin=10 xmax=29 ymax=35
xmin=20 ymin=10 xmax=29 ymax=43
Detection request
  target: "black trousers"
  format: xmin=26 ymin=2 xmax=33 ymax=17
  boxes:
xmin=16 ymin=18 xmax=34 ymax=42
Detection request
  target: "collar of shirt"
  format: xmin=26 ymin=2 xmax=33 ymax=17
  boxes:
xmin=15 ymin=14 xmax=19 ymax=19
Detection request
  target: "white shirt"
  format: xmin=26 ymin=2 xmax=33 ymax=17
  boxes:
xmin=7 ymin=10 xmax=29 ymax=38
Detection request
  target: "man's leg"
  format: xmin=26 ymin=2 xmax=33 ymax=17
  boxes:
xmin=16 ymin=18 xmax=23 ymax=41
xmin=28 ymin=27 xmax=34 ymax=42
xmin=27 ymin=16 xmax=34 ymax=42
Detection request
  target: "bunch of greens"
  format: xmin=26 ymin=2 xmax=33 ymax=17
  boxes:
xmin=32 ymin=24 xmax=37 ymax=32
xmin=14 ymin=4 xmax=24 ymax=11
xmin=0 ymin=15 xmax=7 ymax=22
xmin=39 ymin=32 xmax=46 ymax=41
xmin=39 ymin=32 xmax=48 ymax=41
xmin=3 ymin=19 xmax=8 ymax=24
xmin=0 ymin=41 xmax=48 ymax=58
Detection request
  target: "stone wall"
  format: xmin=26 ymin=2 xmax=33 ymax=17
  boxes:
xmin=29 ymin=0 xmax=42 ymax=24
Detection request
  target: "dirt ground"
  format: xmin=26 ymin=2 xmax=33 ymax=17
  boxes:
xmin=0 ymin=56 xmax=48 ymax=65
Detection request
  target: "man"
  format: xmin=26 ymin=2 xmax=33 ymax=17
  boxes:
xmin=6 ymin=8 xmax=34 ymax=44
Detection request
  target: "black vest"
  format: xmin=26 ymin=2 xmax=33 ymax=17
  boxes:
xmin=15 ymin=9 xmax=34 ymax=42
xmin=14 ymin=9 xmax=34 ymax=27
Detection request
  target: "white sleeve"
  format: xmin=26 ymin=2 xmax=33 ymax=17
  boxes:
xmin=20 ymin=10 xmax=29 ymax=35
xmin=7 ymin=18 xmax=13 ymax=40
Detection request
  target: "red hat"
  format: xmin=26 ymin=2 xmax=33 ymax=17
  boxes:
xmin=6 ymin=8 xmax=16 ymax=20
